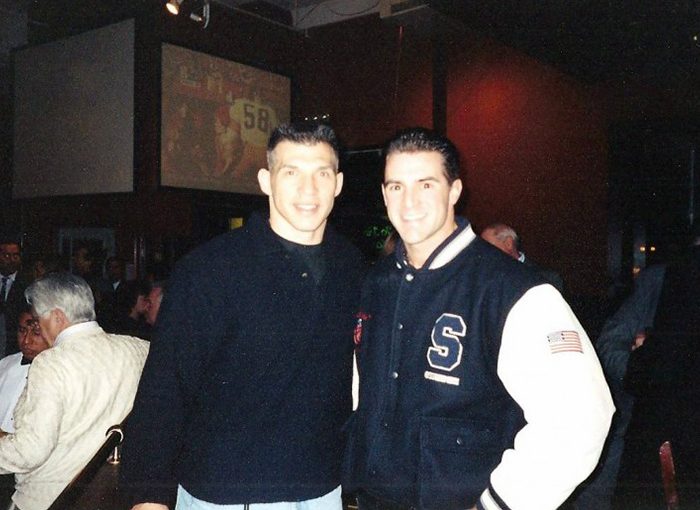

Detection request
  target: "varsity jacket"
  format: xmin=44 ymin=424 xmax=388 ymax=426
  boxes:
xmin=344 ymin=219 xmax=614 ymax=510
xmin=122 ymin=212 xmax=364 ymax=506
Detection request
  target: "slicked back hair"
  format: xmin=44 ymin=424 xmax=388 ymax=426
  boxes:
xmin=384 ymin=127 xmax=461 ymax=183
xmin=266 ymin=122 xmax=340 ymax=170
xmin=25 ymin=272 xmax=96 ymax=323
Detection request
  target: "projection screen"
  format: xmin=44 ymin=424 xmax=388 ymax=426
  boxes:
xmin=13 ymin=19 xmax=135 ymax=198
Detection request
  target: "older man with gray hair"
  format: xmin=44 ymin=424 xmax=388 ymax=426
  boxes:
xmin=0 ymin=272 xmax=149 ymax=510
xmin=481 ymin=222 xmax=565 ymax=293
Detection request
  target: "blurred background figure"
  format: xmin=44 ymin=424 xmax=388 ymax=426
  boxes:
xmin=29 ymin=253 xmax=65 ymax=282
xmin=0 ymin=237 xmax=29 ymax=356
xmin=481 ymin=222 xmax=564 ymax=293
xmin=572 ymin=263 xmax=665 ymax=510
xmin=0 ymin=306 xmax=50 ymax=508
xmin=70 ymin=246 xmax=95 ymax=281
xmin=96 ymin=256 xmax=128 ymax=333
xmin=144 ymin=280 xmax=167 ymax=327
xmin=105 ymin=280 xmax=152 ymax=340
xmin=593 ymin=223 xmax=700 ymax=509
xmin=104 ymin=256 xmax=126 ymax=293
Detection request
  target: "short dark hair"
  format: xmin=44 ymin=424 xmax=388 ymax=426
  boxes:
xmin=266 ymin=122 xmax=341 ymax=169
xmin=384 ymin=127 xmax=461 ymax=183
xmin=0 ymin=237 xmax=20 ymax=248
xmin=33 ymin=253 xmax=65 ymax=274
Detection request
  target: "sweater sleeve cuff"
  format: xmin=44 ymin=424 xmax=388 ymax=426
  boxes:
xmin=121 ymin=483 xmax=178 ymax=509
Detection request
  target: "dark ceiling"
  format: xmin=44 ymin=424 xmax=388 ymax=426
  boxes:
xmin=432 ymin=0 xmax=700 ymax=85
xmin=24 ymin=0 xmax=700 ymax=86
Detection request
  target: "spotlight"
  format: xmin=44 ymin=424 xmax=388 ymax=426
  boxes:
xmin=165 ymin=0 xmax=210 ymax=29
xmin=165 ymin=0 xmax=183 ymax=15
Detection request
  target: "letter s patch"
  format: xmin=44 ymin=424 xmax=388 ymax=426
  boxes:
xmin=424 ymin=313 xmax=466 ymax=386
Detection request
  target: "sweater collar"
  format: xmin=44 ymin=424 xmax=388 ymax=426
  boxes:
xmin=247 ymin=210 xmax=338 ymax=256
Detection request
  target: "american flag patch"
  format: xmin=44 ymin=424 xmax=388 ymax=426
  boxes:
xmin=547 ymin=330 xmax=583 ymax=354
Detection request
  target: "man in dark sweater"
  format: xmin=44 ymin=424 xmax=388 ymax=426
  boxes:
xmin=121 ymin=122 xmax=364 ymax=510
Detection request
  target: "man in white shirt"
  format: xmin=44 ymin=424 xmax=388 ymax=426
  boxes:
xmin=0 ymin=308 xmax=51 ymax=508
xmin=0 ymin=308 xmax=51 ymax=433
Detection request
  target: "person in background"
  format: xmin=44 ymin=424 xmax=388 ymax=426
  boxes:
xmin=588 ymin=223 xmax=700 ymax=509
xmin=0 ymin=238 xmax=29 ymax=356
xmin=107 ymin=280 xmax=152 ymax=340
xmin=30 ymin=253 xmax=64 ymax=282
xmin=144 ymin=280 xmax=166 ymax=327
xmin=0 ymin=306 xmax=50 ymax=434
xmin=0 ymin=304 xmax=53 ymax=509
xmin=0 ymin=272 xmax=149 ymax=510
xmin=96 ymin=256 xmax=129 ymax=329
xmin=121 ymin=122 xmax=364 ymax=510
xmin=481 ymin=222 xmax=564 ymax=293
xmin=344 ymin=128 xmax=614 ymax=510
xmin=70 ymin=246 xmax=94 ymax=281
xmin=105 ymin=256 xmax=126 ymax=293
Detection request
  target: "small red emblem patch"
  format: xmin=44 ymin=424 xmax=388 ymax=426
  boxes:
xmin=354 ymin=312 xmax=371 ymax=346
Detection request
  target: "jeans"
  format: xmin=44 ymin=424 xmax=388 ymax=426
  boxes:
xmin=175 ymin=485 xmax=342 ymax=510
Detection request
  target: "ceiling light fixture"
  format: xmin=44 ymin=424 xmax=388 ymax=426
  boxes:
xmin=164 ymin=0 xmax=210 ymax=29
xmin=165 ymin=0 xmax=183 ymax=15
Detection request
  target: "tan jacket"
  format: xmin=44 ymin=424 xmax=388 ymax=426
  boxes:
xmin=0 ymin=322 xmax=149 ymax=510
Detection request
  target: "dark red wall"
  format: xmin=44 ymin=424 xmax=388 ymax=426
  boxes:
xmin=446 ymin=37 xmax=608 ymax=295
xmin=297 ymin=19 xmax=608 ymax=296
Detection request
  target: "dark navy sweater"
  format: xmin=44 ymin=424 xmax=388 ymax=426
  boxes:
xmin=121 ymin=212 xmax=364 ymax=505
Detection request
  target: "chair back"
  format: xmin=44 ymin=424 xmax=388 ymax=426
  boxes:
xmin=659 ymin=440 xmax=680 ymax=510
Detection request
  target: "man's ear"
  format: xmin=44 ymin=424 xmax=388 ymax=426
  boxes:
xmin=257 ymin=168 xmax=271 ymax=197
xmin=504 ymin=237 xmax=521 ymax=258
xmin=53 ymin=309 xmax=69 ymax=328
xmin=334 ymin=171 xmax=344 ymax=197
xmin=449 ymin=179 xmax=463 ymax=206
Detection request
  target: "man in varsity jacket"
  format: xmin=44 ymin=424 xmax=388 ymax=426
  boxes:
xmin=344 ymin=128 xmax=614 ymax=510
